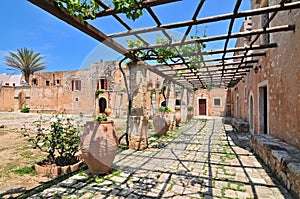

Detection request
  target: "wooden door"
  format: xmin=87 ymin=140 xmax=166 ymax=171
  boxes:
xmin=199 ymin=99 xmax=206 ymax=115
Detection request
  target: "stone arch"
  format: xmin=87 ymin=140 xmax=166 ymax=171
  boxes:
xmin=99 ymin=97 xmax=107 ymax=114
xmin=160 ymin=100 xmax=166 ymax=107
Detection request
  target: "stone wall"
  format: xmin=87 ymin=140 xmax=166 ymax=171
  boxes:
xmin=231 ymin=0 xmax=300 ymax=150
xmin=251 ymin=134 xmax=300 ymax=199
xmin=0 ymin=87 xmax=15 ymax=111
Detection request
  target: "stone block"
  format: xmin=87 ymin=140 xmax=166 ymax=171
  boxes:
xmin=251 ymin=134 xmax=300 ymax=199
xmin=231 ymin=118 xmax=249 ymax=133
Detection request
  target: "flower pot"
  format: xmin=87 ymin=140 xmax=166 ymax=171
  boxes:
xmin=80 ymin=121 xmax=119 ymax=174
xmin=34 ymin=157 xmax=83 ymax=176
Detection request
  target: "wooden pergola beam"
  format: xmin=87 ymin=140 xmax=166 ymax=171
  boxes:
xmin=28 ymin=0 xmax=133 ymax=59
xmin=109 ymin=1 xmax=300 ymax=38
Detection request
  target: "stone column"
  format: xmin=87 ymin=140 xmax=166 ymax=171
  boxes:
xmin=166 ymin=81 xmax=176 ymax=112
xmin=128 ymin=61 xmax=148 ymax=150
xmin=181 ymin=88 xmax=188 ymax=122
xmin=150 ymin=92 xmax=156 ymax=118
xmin=165 ymin=81 xmax=176 ymax=130
xmin=187 ymin=90 xmax=195 ymax=118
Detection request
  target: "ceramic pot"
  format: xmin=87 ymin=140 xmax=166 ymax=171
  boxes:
xmin=80 ymin=121 xmax=119 ymax=174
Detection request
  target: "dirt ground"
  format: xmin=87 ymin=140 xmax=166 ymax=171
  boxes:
xmin=0 ymin=112 xmax=127 ymax=198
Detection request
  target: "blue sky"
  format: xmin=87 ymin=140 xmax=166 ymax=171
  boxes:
xmin=0 ymin=0 xmax=250 ymax=74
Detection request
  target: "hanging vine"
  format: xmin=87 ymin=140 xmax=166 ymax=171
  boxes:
xmin=126 ymin=33 xmax=207 ymax=71
xmin=54 ymin=0 xmax=144 ymax=21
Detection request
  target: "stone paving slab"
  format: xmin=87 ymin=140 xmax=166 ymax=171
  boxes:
xmin=26 ymin=117 xmax=293 ymax=199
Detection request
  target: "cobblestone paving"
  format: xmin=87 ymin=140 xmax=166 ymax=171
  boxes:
xmin=27 ymin=117 xmax=293 ymax=199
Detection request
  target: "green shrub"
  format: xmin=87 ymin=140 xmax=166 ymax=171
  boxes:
xmin=158 ymin=106 xmax=172 ymax=113
xmin=95 ymin=90 xmax=105 ymax=95
xmin=94 ymin=115 xmax=108 ymax=122
xmin=22 ymin=115 xmax=83 ymax=166
xmin=21 ymin=107 xmax=30 ymax=113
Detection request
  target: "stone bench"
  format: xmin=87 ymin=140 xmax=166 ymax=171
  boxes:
xmin=231 ymin=117 xmax=249 ymax=133
xmin=29 ymin=109 xmax=60 ymax=114
xmin=251 ymin=134 xmax=300 ymax=199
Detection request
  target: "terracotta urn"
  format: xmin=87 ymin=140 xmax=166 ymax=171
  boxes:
xmin=175 ymin=106 xmax=181 ymax=127
xmin=80 ymin=121 xmax=119 ymax=174
xmin=104 ymin=108 xmax=112 ymax=116
xmin=153 ymin=113 xmax=172 ymax=136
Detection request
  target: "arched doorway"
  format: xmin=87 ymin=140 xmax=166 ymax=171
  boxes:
xmin=161 ymin=100 xmax=166 ymax=107
xmin=99 ymin=97 xmax=107 ymax=114
xmin=249 ymin=94 xmax=254 ymax=134
xmin=175 ymin=99 xmax=181 ymax=106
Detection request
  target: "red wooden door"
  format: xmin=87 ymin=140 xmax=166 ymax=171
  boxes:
xmin=199 ymin=99 xmax=206 ymax=115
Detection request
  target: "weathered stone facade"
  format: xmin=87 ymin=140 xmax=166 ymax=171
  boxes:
xmin=231 ymin=0 xmax=300 ymax=150
xmin=0 ymin=61 xmax=229 ymax=118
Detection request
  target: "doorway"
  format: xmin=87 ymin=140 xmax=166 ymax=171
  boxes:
xmin=99 ymin=97 xmax=107 ymax=114
xmin=258 ymin=83 xmax=268 ymax=134
xmin=249 ymin=94 xmax=254 ymax=133
xmin=198 ymin=99 xmax=206 ymax=115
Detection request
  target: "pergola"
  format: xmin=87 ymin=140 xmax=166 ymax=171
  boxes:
xmin=28 ymin=0 xmax=300 ymax=90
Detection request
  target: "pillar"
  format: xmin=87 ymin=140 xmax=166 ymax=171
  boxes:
xmin=128 ymin=61 xmax=148 ymax=150
xmin=181 ymin=88 xmax=188 ymax=122
xmin=165 ymin=80 xmax=176 ymax=130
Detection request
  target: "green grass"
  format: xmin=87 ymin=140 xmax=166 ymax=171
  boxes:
xmin=0 ymin=147 xmax=9 ymax=152
xmin=13 ymin=166 xmax=36 ymax=176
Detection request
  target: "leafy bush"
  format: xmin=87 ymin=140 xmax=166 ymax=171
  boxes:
xmin=158 ymin=106 xmax=172 ymax=113
xmin=21 ymin=107 xmax=30 ymax=113
xmin=187 ymin=106 xmax=194 ymax=111
xmin=94 ymin=115 xmax=108 ymax=122
xmin=22 ymin=115 xmax=83 ymax=166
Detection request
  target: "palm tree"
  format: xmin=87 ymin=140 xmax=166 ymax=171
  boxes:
xmin=4 ymin=48 xmax=46 ymax=84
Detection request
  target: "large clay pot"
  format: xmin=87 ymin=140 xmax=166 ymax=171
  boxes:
xmin=175 ymin=106 xmax=181 ymax=127
xmin=153 ymin=113 xmax=171 ymax=136
xmin=104 ymin=108 xmax=112 ymax=116
xmin=80 ymin=121 xmax=119 ymax=174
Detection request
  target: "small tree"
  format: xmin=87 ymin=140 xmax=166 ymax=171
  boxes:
xmin=4 ymin=48 xmax=46 ymax=84
xmin=22 ymin=115 xmax=83 ymax=166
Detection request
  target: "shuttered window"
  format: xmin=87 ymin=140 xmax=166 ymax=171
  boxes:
xmin=98 ymin=78 xmax=108 ymax=90
xmin=72 ymin=79 xmax=81 ymax=91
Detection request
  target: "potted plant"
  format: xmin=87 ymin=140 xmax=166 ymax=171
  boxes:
xmin=80 ymin=115 xmax=119 ymax=174
xmin=22 ymin=115 xmax=84 ymax=176
xmin=153 ymin=106 xmax=175 ymax=136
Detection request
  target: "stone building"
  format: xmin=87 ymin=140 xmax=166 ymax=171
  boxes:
xmin=231 ymin=0 xmax=300 ymax=150
xmin=0 ymin=61 xmax=229 ymax=118
xmin=229 ymin=1 xmax=300 ymax=197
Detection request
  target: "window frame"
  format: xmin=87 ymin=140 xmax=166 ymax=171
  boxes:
xmin=213 ymin=98 xmax=222 ymax=107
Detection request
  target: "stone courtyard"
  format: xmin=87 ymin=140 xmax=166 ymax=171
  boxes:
xmin=20 ymin=117 xmax=293 ymax=199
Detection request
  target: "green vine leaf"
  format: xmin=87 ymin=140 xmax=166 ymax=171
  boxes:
xmin=112 ymin=0 xmax=144 ymax=21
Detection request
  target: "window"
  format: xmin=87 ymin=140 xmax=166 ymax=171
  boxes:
xmin=56 ymin=79 xmax=60 ymax=86
xmin=5 ymin=83 xmax=9 ymax=86
xmin=97 ymin=78 xmax=108 ymax=90
xmin=72 ymin=79 xmax=81 ymax=91
xmin=45 ymin=80 xmax=50 ymax=86
xmin=213 ymin=98 xmax=221 ymax=107
xmin=12 ymin=83 xmax=15 ymax=87
xmin=32 ymin=79 xmax=38 ymax=86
